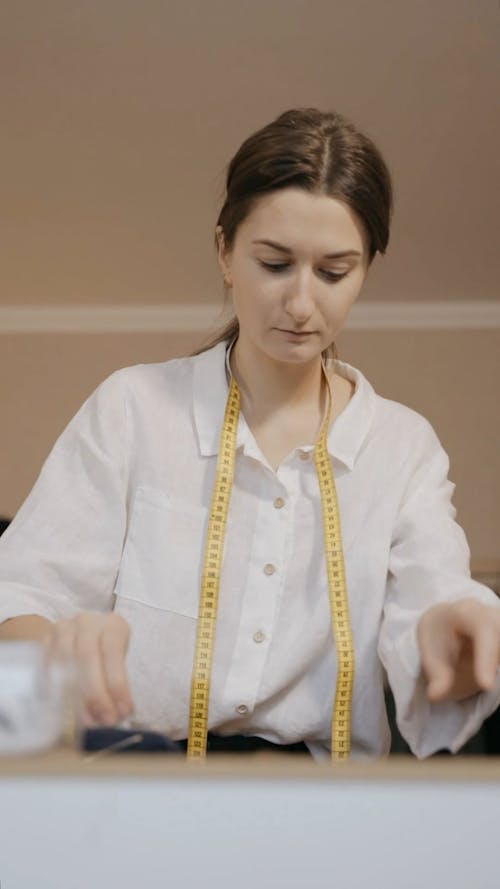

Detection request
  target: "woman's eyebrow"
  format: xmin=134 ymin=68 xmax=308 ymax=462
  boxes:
xmin=252 ymin=238 xmax=361 ymax=258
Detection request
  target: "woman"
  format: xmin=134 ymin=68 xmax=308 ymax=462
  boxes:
xmin=1 ymin=107 xmax=499 ymax=760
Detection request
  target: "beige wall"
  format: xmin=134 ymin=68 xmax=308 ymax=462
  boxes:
xmin=1 ymin=0 xmax=499 ymax=308
xmin=1 ymin=1 xmax=499 ymax=565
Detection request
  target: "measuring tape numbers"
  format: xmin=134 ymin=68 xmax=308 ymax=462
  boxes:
xmin=187 ymin=366 xmax=354 ymax=760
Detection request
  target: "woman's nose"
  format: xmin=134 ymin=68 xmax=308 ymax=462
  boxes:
xmin=283 ymin=275 xmax=315 ymax=323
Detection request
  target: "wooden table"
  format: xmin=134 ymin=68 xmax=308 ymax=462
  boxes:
xmin=1 ymin=751 xmax=500 ymax=888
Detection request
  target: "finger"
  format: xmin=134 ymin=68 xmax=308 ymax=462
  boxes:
xmin=451 ymin=601 xmax=500 ymax=691
xmin=41 ymin=621 xmax=75 ymax=675
xmin=425 ymin=663 xmax=456 ymax=702
xmin=420 ymin=642 xmax=456 ymax=702
xmin=99 ymin=617 xmax=133 ymax=719
xmin=81 ymin=704 xmax=99 ymax=728
xmin=471 ymin=619 xmax=500 ymax=691
xmin=74 ymin=623 xmax=118 ymax=724
xmin=418 ymin=612 xmax=460 ymax=702
xmin=40 ymin=622 xmax=56 ymax=655
xmin=50 ymin=620 xmax=77 ymax=661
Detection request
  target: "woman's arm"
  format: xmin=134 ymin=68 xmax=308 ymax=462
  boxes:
xmin=377 ymin=418 xmax=500 ymax=758
xmin=0 ymin=370 xmax=135 ymax=723
xmin=0 ymin=368 xmax=130 ymax=625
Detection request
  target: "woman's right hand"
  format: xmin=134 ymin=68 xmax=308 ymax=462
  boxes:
xmin=44 ymin=612 xmax=134 ymax=726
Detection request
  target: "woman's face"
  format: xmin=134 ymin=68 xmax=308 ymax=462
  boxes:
xmin=216 ymin=187 xmax=371 ymax=365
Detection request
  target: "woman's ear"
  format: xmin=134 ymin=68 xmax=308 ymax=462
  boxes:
xmin=215 ymin=226 xmax=232 ymax=286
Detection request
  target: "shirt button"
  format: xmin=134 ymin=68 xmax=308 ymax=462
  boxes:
xmin=299 ymin=451 xmax=310 ymax=461
xmin=236 ymin=704 xmax=248 ymax=715
xmin=263 ymin=563 xmax=276 ymax=576
xmin=273 ymin=497 xmax=285 ymax=509
xmin=253 ymin=630 xmax=266 ymax=643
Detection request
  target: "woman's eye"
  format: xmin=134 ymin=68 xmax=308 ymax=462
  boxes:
xmin=320 ymin=270 xmax=347 ymax=282
xmin=259 ymin=261 xmax=289 ymax=273
xmin=258 ymin=261 xmax=346 ymax=283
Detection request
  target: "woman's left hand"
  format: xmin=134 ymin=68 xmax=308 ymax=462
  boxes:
xmin=417 ymin=598 xmax=500 ymax=702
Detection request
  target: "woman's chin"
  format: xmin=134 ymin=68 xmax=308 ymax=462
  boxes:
xmin=266 ymin=335 xmax=325 ymax=364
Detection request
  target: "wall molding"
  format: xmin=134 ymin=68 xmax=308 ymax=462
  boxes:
xmin=0 ymin=301 xmax=499 ymax=333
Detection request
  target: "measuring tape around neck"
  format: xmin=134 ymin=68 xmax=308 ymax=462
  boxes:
xmin=187 ymin=365 xmax=354 ymax=760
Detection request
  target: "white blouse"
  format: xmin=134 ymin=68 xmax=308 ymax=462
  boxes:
xmin=1 ymin=341 xmax=499 ymax=760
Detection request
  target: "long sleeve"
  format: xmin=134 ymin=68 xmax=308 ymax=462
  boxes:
xmin=0 ymin=370 xmax=129 ymax=624
xmin=377 ymin=418 xmax=500 ymax=758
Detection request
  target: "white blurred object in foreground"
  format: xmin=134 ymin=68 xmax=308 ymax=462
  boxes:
xmin=0 ymin=641 xmax=74 ymax=754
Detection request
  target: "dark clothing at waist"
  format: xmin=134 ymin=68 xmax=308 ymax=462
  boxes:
xmin=178 ymin=733 xmax=310 ymax=755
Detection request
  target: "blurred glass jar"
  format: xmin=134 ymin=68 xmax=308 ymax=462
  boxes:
xmin=0 ymin=640 xmax=79 ymax=754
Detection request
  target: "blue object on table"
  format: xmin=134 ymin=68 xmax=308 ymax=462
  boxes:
xmin=81 ymin=727 xmax=183 ymax=754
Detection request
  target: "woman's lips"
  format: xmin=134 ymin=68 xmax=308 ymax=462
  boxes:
xmin=276 ymin=328 xmax=316 ymax=337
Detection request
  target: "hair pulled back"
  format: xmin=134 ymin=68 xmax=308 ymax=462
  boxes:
xmin=198 ymin=107 xmax=393 ymax=358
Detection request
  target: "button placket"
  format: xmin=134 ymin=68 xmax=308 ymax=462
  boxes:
xmin=219 ymin=475 xmax=289 ymax=720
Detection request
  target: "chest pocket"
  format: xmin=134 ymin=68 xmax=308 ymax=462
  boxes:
xmin=114 ymin=486 xmax=208 ymax=619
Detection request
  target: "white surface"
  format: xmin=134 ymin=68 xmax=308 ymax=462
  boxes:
xmin=0 ymin=775 xmax=499 ymax=889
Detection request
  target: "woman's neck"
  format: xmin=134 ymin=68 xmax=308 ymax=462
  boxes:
xmin=229 ymin=336 xmax=325 ymax=426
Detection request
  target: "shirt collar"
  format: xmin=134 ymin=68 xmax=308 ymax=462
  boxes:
xmin=192 ymin=341 xmax=377 ymax=471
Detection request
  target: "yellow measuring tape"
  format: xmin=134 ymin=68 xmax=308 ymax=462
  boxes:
xmin=187 ymin=366 xmax=354 ymax=760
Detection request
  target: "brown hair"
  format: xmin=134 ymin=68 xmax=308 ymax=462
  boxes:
xmin=195 ymin=106 xmax=393 ymax=359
